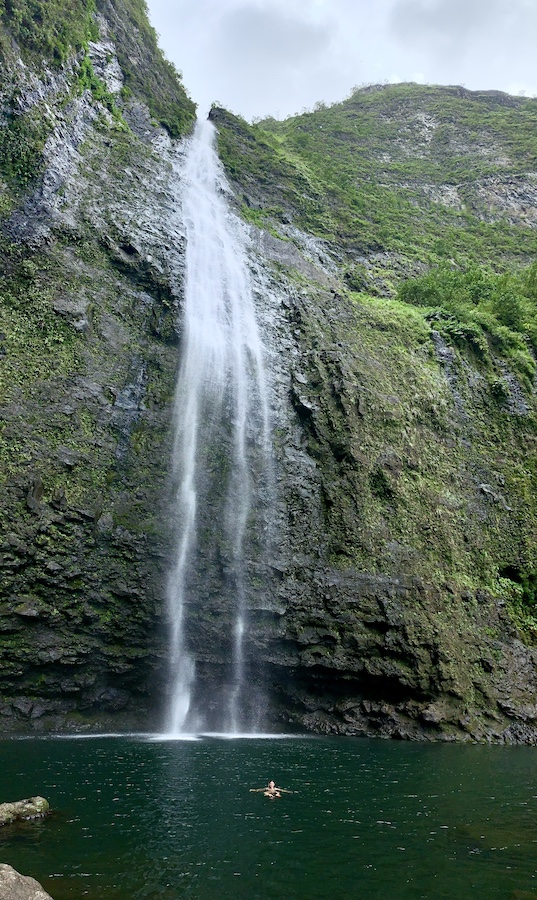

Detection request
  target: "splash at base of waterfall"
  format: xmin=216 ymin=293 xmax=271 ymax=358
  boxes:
xmin=165 ymin=117 xmax=272 ymax=736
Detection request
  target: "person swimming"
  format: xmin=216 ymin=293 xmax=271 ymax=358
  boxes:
xmin=264 ymin=780 xmax=281 ymax=798
xmin=250 ymin=780 xmax=294 ymax=799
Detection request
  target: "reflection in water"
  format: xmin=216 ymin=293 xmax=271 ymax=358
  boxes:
xmin=1 ymin=737 xmax=537 ymax=899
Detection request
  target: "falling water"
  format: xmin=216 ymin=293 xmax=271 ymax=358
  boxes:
xmin=166 ymin=117 xmax=271 ymax=735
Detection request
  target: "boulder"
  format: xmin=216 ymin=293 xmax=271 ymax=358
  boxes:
xmin=0 ymin=797 xmax=50 ymax=827
xmin=0 ymin=865 xmax=52 ymax=899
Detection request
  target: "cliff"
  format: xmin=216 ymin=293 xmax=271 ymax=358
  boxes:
xmin=0 ymin=0 xmax=195 ymax=728
xmin=209 ymin=93 xmax=537 ymax=742
xmin=1 ymin=0 xmax=537 ymax=742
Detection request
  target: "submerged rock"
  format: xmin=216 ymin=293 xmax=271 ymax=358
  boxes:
xmin=0 ymin=865 xmax=52 ymax=899
xmin=0 ymin=797 xmax=50 ymax=827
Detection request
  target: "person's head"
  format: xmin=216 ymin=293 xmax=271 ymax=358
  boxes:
xmin=269 ymin=780 xmax=275 ymax=789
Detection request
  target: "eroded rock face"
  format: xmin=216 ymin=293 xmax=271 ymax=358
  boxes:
xmin=0 ymin=4 xmax=192 ymax=732
xmin=0 ymin=797 xmax=50 ymax=827
xmin=256 ymin=273 xmax=537 ymax=742
xmin=0 ymin=865 xmax=52 ymax=900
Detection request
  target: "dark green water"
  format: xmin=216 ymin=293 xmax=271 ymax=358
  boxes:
xmin=1 ymin=735 xmax=537 ymax=899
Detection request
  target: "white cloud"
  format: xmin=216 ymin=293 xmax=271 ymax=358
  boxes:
xmin=146 ymin=0 xmax=537 ymax=120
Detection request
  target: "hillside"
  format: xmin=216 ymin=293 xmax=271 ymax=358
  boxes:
xmin=215 ymin=84 xmax=537 ymax=274
xmin=209 ymin=88 xmax=537 ymax=740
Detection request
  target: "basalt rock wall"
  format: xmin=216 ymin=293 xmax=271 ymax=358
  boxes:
xmin=253 ymin=268 xmax=537 ymax=743
xmin=0 ymin=0 xmax=195 ymax=730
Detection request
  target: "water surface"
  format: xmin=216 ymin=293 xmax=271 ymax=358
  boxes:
xmin=1 ymin=735 xmax=536 ymax=898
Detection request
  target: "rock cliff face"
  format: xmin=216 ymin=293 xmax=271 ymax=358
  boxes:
xmin=208 ymin=98 xmax=537 ymax=743
xmin=0 ymin=0 xmax=195 ymax=729
xmin=1 ymin=1 xmax=537 ymax=741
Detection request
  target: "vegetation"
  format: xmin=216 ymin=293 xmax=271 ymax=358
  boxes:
xmin=97 ymin=0 xmax=196 ymax=136
xmin=397 ymin=263 xmax=537 ymax=387
xmin=77 ymin=53 xmax=124 ymax=121
xmin=0 ymin=99 xmax=54 ymax=199
xmin=214 ymin=84 xmax=537 ymax=275
xmin=0 ymin=0 xmax=97 ymax=65
xmin=0 ymin=239 xmax=81 ymax=395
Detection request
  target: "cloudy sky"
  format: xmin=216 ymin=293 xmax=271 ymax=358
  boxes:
xmin=145 ymin=0 xmax=537 ymax=120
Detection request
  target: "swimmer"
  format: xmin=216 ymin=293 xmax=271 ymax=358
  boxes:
xmin=264 ymin=781 xmax=281 ymax=798
xmin=250 ymin=779 xmax=295 ymax=798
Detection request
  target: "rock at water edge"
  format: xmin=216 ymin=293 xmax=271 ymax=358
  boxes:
xmin=0 ymin=864 xmax=53 ymax=899
xmin=0 ymin=797 xmax=50 ymax=826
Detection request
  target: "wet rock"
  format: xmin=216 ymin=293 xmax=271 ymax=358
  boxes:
xmin=26 ymin=479 xmax=44 ymax=514
xmin=0 ymin=797 xmax=50 ymax=827
xmin=14 ymin=601 xmax=42 ymax=619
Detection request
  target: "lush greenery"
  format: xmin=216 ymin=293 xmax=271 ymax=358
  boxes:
xmin=0 ymin=99 xmax=54 ymax=200
xmin=214 ymin=84 xmax=537 ymax=282
xmin=397 ymin=263 xmax=537 ymax=388
xmin=0 ymin=0 xmax=97 ymax=64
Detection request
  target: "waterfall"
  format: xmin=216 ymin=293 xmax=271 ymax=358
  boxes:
xmin=166 ymin=117 xmax=271 ymax=736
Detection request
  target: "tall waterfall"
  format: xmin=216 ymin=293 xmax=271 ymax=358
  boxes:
xmin=166 ymin=117 xmax=271 ymax=735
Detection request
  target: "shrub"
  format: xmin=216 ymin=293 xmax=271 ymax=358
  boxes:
xmin=397 ymin=263 xmax=537 ymax=386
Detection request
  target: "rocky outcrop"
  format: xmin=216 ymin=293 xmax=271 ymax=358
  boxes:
xmin=0 ymin=797 xmax=50 ymax=826
xmin=0 ymin=866 xmax=52 ymax=900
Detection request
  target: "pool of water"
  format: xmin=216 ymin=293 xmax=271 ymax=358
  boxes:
xmin=0 ymin=734 xmax=536 ymax=898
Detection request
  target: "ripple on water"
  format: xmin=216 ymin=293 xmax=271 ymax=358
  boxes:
xmin=0 ymin=736 xmax=537 ymax=899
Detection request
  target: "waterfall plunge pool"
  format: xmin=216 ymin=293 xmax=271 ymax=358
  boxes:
xmin=1 ymin=735 xmax=536 ymax=898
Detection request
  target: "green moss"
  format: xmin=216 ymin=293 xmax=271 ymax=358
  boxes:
xmin=0 ymin=99 xmax=55 ymax=196
xmin=77 ymin=53 xmax=126 ymax=125
xmin=0 ymin=241 xmax=82 ymax=396
xmin=497 ymin=574 xmax=537 ymax=644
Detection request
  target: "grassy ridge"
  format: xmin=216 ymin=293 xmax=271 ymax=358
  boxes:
xmin=261 ymin=84 xmax=537 ymax=265
xmin=214 ymin=84 xmax=537 ymax=271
